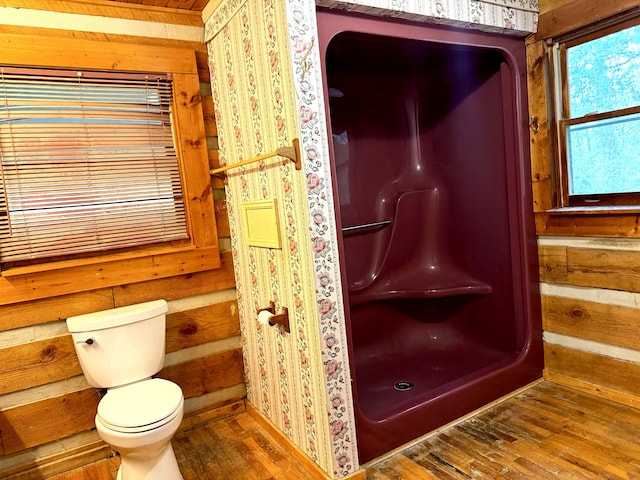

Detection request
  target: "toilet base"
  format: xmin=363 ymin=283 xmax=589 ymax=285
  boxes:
xmin=116 ymin=442 xmax=183 ymax=480
xmin=95 ymin=387 xmax=185 ymax=480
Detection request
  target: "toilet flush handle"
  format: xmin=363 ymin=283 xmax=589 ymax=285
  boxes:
xmin=76 ymin=337 xmax=95 ymax=345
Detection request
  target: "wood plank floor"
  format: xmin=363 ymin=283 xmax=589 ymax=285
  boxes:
xmin=48 ymin=381 xmax=640 ymax=479
xmin=367 ymin=381 xmax=640 ymax=480
xmin=47 ymin=411 xmax=319 ymax=480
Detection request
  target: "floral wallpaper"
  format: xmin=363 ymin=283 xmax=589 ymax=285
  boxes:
xmin=206 ymin=1 xmax=354 ymax=477
xmin=205 ymin=0 xmax=538 ymax=478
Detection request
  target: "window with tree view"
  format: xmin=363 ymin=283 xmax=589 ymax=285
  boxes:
xmin=556 ymin=17 xmax=640 ymax=207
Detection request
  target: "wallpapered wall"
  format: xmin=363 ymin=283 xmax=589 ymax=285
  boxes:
xmin=205 ymin=1 xmax=356 ymax=477
xmin=204 ymin=0 xmax=538 ymax=478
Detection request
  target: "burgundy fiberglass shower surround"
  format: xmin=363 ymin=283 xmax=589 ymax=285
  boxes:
xmin=317 ymin=10 xmax=543 ymax=463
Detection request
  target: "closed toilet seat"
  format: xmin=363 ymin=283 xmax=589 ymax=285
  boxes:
xmin=97 ymin=378 xmax=183 ymax=433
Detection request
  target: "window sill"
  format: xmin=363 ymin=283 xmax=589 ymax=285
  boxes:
xmin=546 ymin=206 xmax=640 ymax=215
xmin=0 ymin=244 xmax=220 ymax=304
xmin=1 ymin=244 xmax=197 ymax=277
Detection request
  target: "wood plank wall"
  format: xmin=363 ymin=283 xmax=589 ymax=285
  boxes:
xmin=0 ymin=3 xmax=243 ymax=477
xmin=530 ymin=0 xmax=640 ymax=409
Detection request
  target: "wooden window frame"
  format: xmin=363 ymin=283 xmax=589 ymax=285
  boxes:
xmin=0 ymin=33 xmax=219 ymax=304
xmin=0 ymin=68 xmax=192 ymax=265
xmin=550 ymin=14 xmax=640 ymax=209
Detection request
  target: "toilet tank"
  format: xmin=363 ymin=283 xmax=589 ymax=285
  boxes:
xmin=66 ymin=300 xmax=168 ymax=388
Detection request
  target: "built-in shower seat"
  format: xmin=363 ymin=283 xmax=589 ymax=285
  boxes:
xmin=348 ymin=189 xmax=491 ymax=306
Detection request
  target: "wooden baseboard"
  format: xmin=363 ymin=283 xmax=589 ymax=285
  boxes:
xmin=1 ymin=441 xmax=112 ymax=480
xmin=544 ymin=369 xmax=640 ymax=409
xmin=246 ymin=403 xmax=366 ymax=480
xmin=180 ymin=398 xmax=245 ymax=432
xmin=0 ymin=399 xmax=246 ymax=480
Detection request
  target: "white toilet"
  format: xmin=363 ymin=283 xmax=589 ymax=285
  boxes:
xmin=67 ymin=300 xmax=184 ymax=480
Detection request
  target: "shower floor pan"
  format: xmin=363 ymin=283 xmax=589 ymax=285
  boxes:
xmin=350 ymin=302 xmax=515 ymax=421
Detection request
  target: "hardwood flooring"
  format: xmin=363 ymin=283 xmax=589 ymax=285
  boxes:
xmin=47 ymin=411 xmax=319 ymax=480
xmin=48 ymin=381 xmax=640 ymax=479
xmin=172 ymin=412 xmax=319 ymax=479
xmin=367 ymin=381 xmax=640 ymax=480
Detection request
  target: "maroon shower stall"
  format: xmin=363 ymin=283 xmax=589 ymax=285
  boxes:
xmin=317 ymin=9 xmax=543 ymax=463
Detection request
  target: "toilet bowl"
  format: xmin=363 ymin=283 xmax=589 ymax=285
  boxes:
xmin=96 ymin=378 xmax=184 ymax=480
xmin=66 ymin=300 xmax=184 ymax=480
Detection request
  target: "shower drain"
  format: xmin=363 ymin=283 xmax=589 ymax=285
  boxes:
xmin=394 ymin=381 xmax=413 ymax=391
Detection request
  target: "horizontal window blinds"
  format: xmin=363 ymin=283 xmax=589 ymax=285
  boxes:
xmin=0 ymin=67 xmax=189 ymax=265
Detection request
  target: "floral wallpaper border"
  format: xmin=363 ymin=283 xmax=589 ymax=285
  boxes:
xmin=204 ymin=0 xmax=246 ymax=41
xmin=206 ymin=0 xmax=538 ymax=46
xmin=284 ymin=1 xmax=359 ymax=477
xmin=315 ymin=0 xmax=538 ymax=34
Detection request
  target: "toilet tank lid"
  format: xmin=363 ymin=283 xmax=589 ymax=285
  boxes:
xmin=66 ymin=300 xmax=168 ymax=333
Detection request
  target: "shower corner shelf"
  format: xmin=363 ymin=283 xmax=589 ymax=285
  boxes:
xmin=350 ymin=280 xmax=491 ymax=305
xmin=415 ymin=282 xmax=492 ymax=299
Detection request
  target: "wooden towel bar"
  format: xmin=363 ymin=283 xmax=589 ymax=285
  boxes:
xmin=209 ymin=138 xmax=301 ymax=176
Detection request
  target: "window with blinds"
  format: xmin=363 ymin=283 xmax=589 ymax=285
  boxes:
xmin=0 ymin=67 xmax=189 ymax=267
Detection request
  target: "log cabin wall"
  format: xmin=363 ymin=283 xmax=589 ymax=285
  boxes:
xmin=529 ymin=0 xmax=640 ymax=408
xmin=0 ymin=1 xmax=243 ymax=477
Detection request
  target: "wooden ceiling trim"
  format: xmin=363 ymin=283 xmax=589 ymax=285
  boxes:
xmin=0 ymin=0 xmax=204 ymax=26
xmin=0 ymin=31 xmax=199 ymax=73
xmin=110 ymin=0 xmax=211 ymax=11
xmin=0 ymin=24 xmax=207 ymax=51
